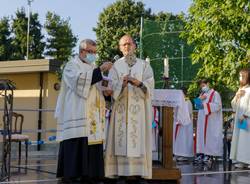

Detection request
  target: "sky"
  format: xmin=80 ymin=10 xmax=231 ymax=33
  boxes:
xmin=0 ymin=0 xmax=192 ymax=46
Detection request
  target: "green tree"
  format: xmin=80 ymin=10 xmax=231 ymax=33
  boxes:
xmin=182 ymin=0 xmax=250 ymax=106
xmin=29 ymin=13 xmax=45 ymax=59
xmin=45 ymin=12 xmax=77 ymax=61
xmin=0 ymin=17 xmax=12 ymax=61
xmin=94 ymin=0 xmax=152 ymax=63
xmin=11 ymin=8 xmax=45 ymax=60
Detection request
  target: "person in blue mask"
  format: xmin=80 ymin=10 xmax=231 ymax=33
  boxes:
xmin=55 ymin=39 xmax=113 ymax=184
xmin=194 ymin=78 xmax=223 ymax=165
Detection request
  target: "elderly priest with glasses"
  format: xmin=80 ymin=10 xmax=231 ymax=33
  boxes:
xmin=55 ymin=39 xmax=113 ymax=184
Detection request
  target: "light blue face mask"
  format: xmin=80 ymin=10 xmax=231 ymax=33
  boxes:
xmin=85 ymin=53 xmax=96 ymax=64
xmin=201 ymin=86 xmax=209 ymax=93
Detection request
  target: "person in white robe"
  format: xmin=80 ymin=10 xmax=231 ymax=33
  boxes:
xmin=195 ymin=79 xmax=223 ymax=163
xmin=173 ymin=87 xmax=194 ymax=161
xmin=55 ymin=39 xmax=113 ymax=183
xmin=230 ymin=69 xmax=250 ymax=169
xmin=105 ymin=35 xmax=154 ymax=183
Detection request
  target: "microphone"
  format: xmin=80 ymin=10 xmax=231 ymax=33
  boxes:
xmin=102 ymin=55 xmax=120 ymax=87
xmin=112 ymin=55 xmax=120 ymax=63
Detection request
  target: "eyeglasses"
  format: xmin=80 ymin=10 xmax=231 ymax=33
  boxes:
xmin=119 ymin=42 xmax=132 ymax=47
xmin=82 ymin=49 xmax=96 ymax=54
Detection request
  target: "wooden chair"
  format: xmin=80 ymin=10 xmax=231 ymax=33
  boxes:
xmin=6 ymin=112 xmax=29 ymax=165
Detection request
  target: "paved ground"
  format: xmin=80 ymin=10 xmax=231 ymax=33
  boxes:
xmin=0 ymin=146 xmax=250 ymax=184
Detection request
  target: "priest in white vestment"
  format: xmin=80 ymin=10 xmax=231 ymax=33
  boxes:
xmin=195 ymin=79 xmax=223 ymax=163
xmin=55 ymin=39 xmax=113 ymax=183
xmin=230 ymin=69 xmax=250 ymax=168
xmin=173 ymin=87 xmax=194 ymax=161
xmin=105 ymin=35 xmax=154 ymax=181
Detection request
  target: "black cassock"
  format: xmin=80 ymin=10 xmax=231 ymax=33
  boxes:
xmin=57 ymin=67 xmax=104 ymax=179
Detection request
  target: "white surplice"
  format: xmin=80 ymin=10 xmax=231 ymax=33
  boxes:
xmin=230 ymin=85 xmax=250 ymax=164
xmin=196 ymin=89 xmax=223 ymax=156
xmin=105 ymin=57 xmax=154 ymax=179
xmin=55 ymin=56 xmax=105 ymax=145
xmin=173 ymin=99 xmax=194 ymax=157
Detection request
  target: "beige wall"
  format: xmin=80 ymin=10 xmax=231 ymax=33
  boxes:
xmin=0 ymin=72 xmax=59 ymax=141
xmin=43 ymin=73 xmax=59 ymax=141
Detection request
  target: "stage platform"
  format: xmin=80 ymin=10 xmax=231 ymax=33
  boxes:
xmin=1 ymin=144 xmax=250 ymax=184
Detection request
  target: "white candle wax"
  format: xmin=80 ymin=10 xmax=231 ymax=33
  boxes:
xmin=164 ymin=57 xmax=169 ymax=78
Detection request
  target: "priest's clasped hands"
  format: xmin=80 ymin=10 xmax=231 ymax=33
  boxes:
xmin=103 ymin=75 xmax=142 ymax=97
xmin=123 ymin=75 xmax=142 ymax=87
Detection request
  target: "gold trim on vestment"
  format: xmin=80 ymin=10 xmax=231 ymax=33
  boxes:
xmin=88 ymin=140 xmax=103 ymax=145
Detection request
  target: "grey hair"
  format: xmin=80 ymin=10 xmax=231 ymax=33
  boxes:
xmin=79 ymin=39 xmax=96 ymax=53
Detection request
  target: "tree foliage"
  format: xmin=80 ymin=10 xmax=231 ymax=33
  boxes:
xmin=94 ymin=0 xmax=152 ymax=63
xmin=182 ymin=0 xmax=250 ymax=106
xmin=11 ymin=8 xmax=45 ymax=60
xmin=0 ymin=17 xmax=12 ymax=61
xmin=0 ymin=8 xmax=77 ymax=64
xmin=45 ymin=12 xmax=77 ymax=61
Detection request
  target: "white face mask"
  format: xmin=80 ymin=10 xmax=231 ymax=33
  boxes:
xmin=201 ymin=86 xmax=209 ymax=93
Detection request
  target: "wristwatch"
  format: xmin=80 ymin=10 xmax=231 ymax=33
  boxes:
xmin=138 ymin=82 xmax=147 ymax=94
xmin=138 ymin=82 xmax=143 ymax=88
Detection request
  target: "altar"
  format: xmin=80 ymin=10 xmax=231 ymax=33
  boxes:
xmin=152 ymin=89 xmax=188 ymax=182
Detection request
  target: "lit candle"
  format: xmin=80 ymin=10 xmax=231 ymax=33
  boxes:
xmin=164 ymin=57 xmax=169 ymax=78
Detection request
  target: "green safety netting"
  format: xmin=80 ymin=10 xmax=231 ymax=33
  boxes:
xmin=140 ymin=19 xmax=200 ymax=89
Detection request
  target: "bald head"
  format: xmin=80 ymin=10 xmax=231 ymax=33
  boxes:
xmin=119 ymin=35 xmax=134 ymax=45
xmin=119 ymin=35 xmax=136 ymax=56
